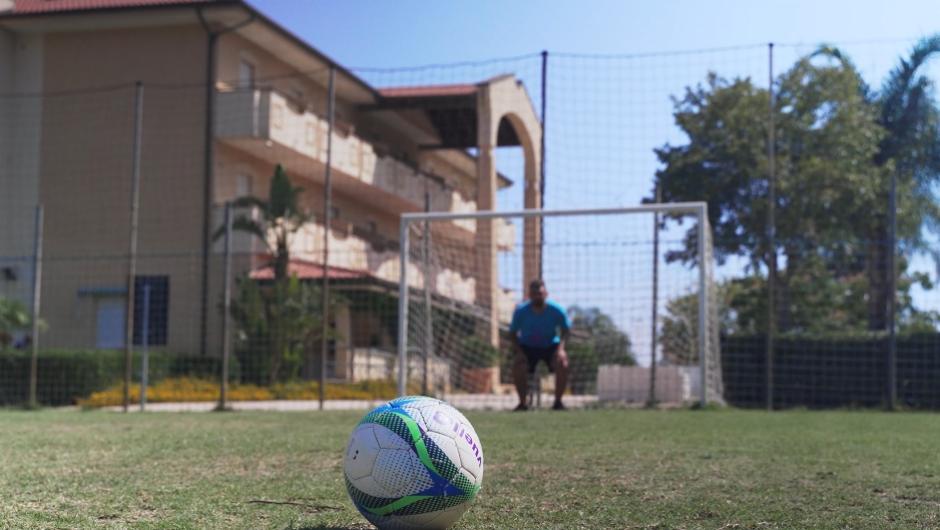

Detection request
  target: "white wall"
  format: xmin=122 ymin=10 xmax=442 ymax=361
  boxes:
xmin=597 ymin=364 xmax=697 ymax=404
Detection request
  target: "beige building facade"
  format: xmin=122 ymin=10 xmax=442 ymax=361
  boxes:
xmin=0 ymin=0 xmax=541 ymax=379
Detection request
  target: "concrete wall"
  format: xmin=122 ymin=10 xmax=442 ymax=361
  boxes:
xmin=0 ymin=31 xmax=43 ymax=307
xmin=37 ymin=25 xmax=208 ymax=352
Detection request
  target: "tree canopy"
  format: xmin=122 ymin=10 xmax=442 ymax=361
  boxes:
xmin=654 ymin=36 xmax=940 ymax=334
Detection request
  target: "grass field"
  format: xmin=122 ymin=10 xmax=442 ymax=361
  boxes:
xmin=2 ymin=408 xmax=940 ymax=529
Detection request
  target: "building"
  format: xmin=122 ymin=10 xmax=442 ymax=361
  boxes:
xmin=0 ymin=0 xmax=542 ymax=381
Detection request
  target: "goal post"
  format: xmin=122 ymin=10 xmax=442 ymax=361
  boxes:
xmin=397 ymin=203 xmax=724 ymax=408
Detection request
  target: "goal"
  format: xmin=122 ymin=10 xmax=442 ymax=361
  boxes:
xmin=396 ymin=204 xmax=724 ymax=408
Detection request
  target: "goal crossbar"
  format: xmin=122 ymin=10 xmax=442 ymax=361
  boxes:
xmin=400 ymin=202 xmax=707 ymax=222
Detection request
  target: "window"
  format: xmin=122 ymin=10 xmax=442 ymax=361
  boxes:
xmin=330 ymin=206 xmax=340 ymax=220
xmin=238 ymin=60 xmax=255 ymax=89
xmin=235 ymin=174 xmax=252 ymax=198
xmin=133 ymin=276 xmax=169 ymax=346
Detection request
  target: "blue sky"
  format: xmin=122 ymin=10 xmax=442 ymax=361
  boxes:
xmin=249 ymin=1 xmax=940 ymax=362
xmin=249 ymin=1 xmax=935 ymax=68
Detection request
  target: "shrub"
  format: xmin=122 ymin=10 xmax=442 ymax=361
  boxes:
xmin=78 ymin=377 xmax=422 ymax=407
xmin=459 ymin=337 xmax=501 ymax=368
xmin=78 ymin=377 xmax=272 ymax=407
xmin=0 ymin=350 xmax=240 ymax=406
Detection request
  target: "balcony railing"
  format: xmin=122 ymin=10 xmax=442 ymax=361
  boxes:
xmin=216 ymin=89 xmax=479 ymax=216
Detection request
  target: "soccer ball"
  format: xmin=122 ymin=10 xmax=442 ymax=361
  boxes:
xmin=343 ymin=396 xmax=484 ymax=530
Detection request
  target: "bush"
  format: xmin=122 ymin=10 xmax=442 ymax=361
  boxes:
xmin=78 ymin=377 xmax=422 ymax=407
xmin=0 ymin=349 xmax=240 ymax=406
xmin=79 ymin=377 xmax=272 ymax=407
xmin=459 ymin=337 xmax=501 ymax=368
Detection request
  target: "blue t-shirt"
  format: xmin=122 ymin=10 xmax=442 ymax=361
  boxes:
xmin=509 ymin=300 xmax=571 ymax=348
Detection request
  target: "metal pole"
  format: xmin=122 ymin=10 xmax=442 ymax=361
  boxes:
xmin=766 ymin=43 xmax=776 ymax=411
xmin=28 ymin=205 xmax=43 ymax=408
xmin=887 ymin=169 xmax=898 ymax=409
xmin=219 ymin=201 xmax=233 ymax=411
xmin=397 ymin=220 xmax=411 ymax=397
xmin=124 ymin=81 xmax=144 ymax=413
xmin=539 ymin=50 xmax=548 ymax=279
xmin=648 ymin=185 xmax=661 ymax=407
xmin=697 ymin=204 xmax=708 ymax=407
xmin=319 ymin=67 xmax=335 ymax=411
xmin=140 ymin=283 xmax=150 ymax=412
xmin=423 ymin=190 xmax=433 ymax=395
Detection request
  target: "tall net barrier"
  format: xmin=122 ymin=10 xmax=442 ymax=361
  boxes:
xmin=399 ymin=206 xmax=723 ymax=409
xmin=0 ymin=84 xmax=215 ymax=408
xmin=2 ymin=23 xmax=940 ymax=411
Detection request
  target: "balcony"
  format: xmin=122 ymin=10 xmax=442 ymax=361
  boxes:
xmin=216 ymin=88 xmax=516 ymax=250
xmin=217 ymin=90 xmax=455 ymax=210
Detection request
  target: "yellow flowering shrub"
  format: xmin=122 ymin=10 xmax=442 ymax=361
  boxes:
xmin=78 ymin=377 xmax=421 ymax=407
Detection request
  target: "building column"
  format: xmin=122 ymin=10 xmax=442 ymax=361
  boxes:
xmin=523 ymin=140 xmax=542 ymax=287
xmin=475 ymin=142 xmax=499 ymax=347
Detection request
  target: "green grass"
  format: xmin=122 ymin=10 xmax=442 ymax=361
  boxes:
xmin=2 ymin=408 xmax=940 ymax=529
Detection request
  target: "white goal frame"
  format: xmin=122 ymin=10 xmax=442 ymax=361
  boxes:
xmin=397 ymin=203 xmax=715 ymax=406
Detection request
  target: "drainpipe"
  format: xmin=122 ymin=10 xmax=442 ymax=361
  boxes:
xmin=196 ymin=8 xmax=254 ymax=355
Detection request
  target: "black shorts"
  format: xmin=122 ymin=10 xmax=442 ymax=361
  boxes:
xmin=519 ymin=344 xmax=559 ymax=374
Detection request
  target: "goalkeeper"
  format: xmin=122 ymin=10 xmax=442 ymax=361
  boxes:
xmin=509 ymin=279 xmax=571 ymax=411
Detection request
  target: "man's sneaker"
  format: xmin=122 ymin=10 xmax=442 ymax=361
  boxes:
xmin=552 ymin=401 xmax=566 ymax=411
xmin=513 ymin=403 xmax=529 ymax=412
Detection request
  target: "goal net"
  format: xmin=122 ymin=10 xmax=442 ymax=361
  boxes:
xmin=396 ymin=204 xmax=724 ymax=408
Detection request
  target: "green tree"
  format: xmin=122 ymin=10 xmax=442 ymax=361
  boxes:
xmin=565 ymin=306 xmax=635 ymax=393
xmin=231 ymin=276 xmax=338 ymax=384
xmin=862 ymin=36 xmax=940 ymax=330
xmin=567 ymin=307 xmax=635 ymax=363
xmin=218 ymin=164 xmax=313 ymax=282
xmin=217 ymin=164 xmax=336 ymax=384
xmin=654 ymin=39 xmax=940 ymax=334
xmin=660 ymin=268 xmax=939 ymax=362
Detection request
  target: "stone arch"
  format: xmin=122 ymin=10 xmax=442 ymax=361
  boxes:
xmin=475 ymin=76 xmax=543 ymax=344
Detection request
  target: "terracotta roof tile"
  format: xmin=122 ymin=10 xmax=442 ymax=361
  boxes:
xmin=248 ymin=259 xmax=371 ymax=281
xmin=10 ymin=0 xmax=218 ymax=15
xmin=378 ymin=84 xmax=477 ymax=98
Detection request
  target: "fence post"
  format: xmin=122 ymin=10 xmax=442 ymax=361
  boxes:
xmin=397 ymin=220 xmax=410 ymax=397
xmin=28 ymin=204 xmax=44 ymax=409
xmin=422 ymin=190 xmax=433 ymax=396
xmin=320 ymin=66 xmax=335 ymax=411
xmin=124 ymin=81 xmax=144 ymax=413
xmin=648 ymin=185 xmax=661 ymax=407
xmin=765 ymin=43 xmax=776 ymax=411
xmin=140 ymin=283 xmax=150 ymax=412
xmin=539 ymin=50 xmax=548 ymax=278
xmin=218 ymin=201 xmax=233 ymax=411
xmin=697 ymin=204 xmax=708 ymax=407
xmin=887 ymin=168 xmax=898 ymax=410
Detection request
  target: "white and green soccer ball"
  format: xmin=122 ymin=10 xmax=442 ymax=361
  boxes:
xmin=343 ymin=396 xmax=484 ymax=530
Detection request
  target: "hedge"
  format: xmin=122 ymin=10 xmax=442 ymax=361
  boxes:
xmin=0 ymin=349 xmax=240 ymax=406
xmin=722 ymin=333 xmax=940 ymax=409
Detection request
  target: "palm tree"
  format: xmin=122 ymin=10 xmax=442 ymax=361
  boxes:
xmin=215 ymin=164 xmax=318 ymax=383
xmin=216 ymin=163 xmax=312 ymax=282
xmin=868 ymin=35 xmax=940 ymax=330
xmin=813 ymin=36 xmax=940 ymax=330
